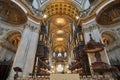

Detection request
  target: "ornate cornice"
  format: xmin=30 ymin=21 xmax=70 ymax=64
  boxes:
xmin=27 ymin=13 xmax=43 ymax=24
xmin=25 ymin=23 xmax=40 ymax=33
xmin=83 ymin=24 xmax=98 ymax=32
xmin=79 ymin=13 xmax=96 ymax=24
xmin=17 ymin=0 xmax=33 ymax=14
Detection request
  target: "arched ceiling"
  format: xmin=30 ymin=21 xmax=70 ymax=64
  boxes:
xmin=40 ymin=1 xmax=80 ymax=53
xmin=7 ymin=31 xmax=21 ymax=47
xmin=96 ymin=0 xmax=120 ymax=26
xmin=49 ymin=17 xmax=72 ymax=52
xmin=0 ymin=0 xmax=27 ymax=25
xmin=43 ymin=1 xmax=80 ymax=22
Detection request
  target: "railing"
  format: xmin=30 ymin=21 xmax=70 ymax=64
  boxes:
xmin=16 ymin=76 xmax=50 ymax=80
xmin=16 ymin=77 xmax=49 ymax=80
xmin=15 ymin=74 xmax=116 ymax=80
xmin=79 ymin=75 xmax=115 ymax=80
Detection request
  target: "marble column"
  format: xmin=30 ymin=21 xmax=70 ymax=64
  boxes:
xmin=8 ymin=20 xmax=40 ymax=80
xmin=23 ymin=23 xmax=40 ymax=77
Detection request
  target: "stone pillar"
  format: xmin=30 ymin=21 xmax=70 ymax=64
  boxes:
xmin=22 ymin=21 xmax=40 ymax=77
xmin=8 ymin=19 xmax=40 ymax=80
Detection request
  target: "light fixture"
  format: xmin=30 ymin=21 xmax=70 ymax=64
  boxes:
xmin=51 ymin=66 xmax=54 ymax=68
xmin=66 ymin=65 xmax=69 ymax=68
xmin=57 ymin=30 xmax=64 ymax=34
xmin=55 ymin=18 xmax=67 ymax=26
xmin=76 ymin=16 xmax=79 ymax=20
xmin=56 ymin=18 xmax=65 ymax=24
xmin=43 ymin=14 xmax=47 ymax=18
xmin=56 ymin=38 xmax=64 ymax=41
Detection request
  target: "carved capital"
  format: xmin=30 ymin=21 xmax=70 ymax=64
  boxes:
xmin=83 ymin=24 xmax=98 ymax=32
xmin=25 ymin=24 xmax=39 ymax=33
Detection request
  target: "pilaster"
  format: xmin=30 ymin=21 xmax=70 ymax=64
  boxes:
xmin=8 ymin=19 xmax=40 ymax=80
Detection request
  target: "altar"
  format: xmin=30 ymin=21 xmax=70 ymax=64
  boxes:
xmin=50 ymin=74 xmax=80 ymax=80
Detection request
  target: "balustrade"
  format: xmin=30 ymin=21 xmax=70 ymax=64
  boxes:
xmin=15 ymin=74 xmax=116 ymax=80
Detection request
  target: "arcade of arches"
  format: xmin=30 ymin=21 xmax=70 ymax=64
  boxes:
xmin=0 ymin=0 xmax=120 ymax=80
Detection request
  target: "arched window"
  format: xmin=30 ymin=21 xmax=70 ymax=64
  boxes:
xmin=58 ymin=52 xmax=62 ymax=57
xmin=57 ymin=64 xmax=63 ymax=72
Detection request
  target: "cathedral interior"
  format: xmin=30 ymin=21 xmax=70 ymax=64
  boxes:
xmin=0 ymin=0 xmax=120 ymax=80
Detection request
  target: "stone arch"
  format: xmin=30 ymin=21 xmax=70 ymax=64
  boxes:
xmin=6 ymin=30 xmax=22 ymax=47
xmin=95 ymin=0 xmax=114 ymax=15
xmin=96 ymin=0 xmax=120 ymax=26
xmin=101 ymin=31 xmax=116 ymax=45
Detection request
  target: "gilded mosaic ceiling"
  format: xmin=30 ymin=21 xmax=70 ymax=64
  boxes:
xmin=0 ymin=0 xmax=27 ymax=25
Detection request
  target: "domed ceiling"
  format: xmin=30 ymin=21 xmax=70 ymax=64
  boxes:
xmin=0 ymin=0 xmax=27 ymax=25
xmin=96 ymin=0 xmax=120 ymax=26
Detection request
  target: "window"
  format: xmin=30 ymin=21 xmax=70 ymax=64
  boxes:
xmin=57 ymin=64 xmax=63 ymax=72
xmin=84 ymin=0 xmax=90 ymax=9
xmin=32 ymin=0 xmax=38 ymax=9
xmin=40 ymin=0 xmax=47 ymax=4
xmin=58 ymin=52 xmax=62 ymax=57
xmin=75 ymin=0 xmax=82 ymax=4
